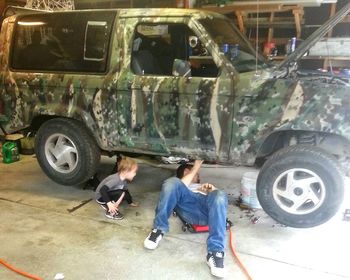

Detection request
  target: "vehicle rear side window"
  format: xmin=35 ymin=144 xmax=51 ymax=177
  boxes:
xmin=11 ymin=12 xmax=115 ymax=73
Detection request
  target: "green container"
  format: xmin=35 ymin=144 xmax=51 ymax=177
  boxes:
xmin=2 ymin=141 xmax=20 ymax=164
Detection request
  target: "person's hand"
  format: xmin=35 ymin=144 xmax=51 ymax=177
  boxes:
xmin=181 ymin=159 xmax=203 ymax=187
xmin=193 ymin=160 xmax=203 ymax=170
xmin=199 ymin=183 xmax=216 ymax=193
xmin=107 ymin=201 xmax=118 ymax=214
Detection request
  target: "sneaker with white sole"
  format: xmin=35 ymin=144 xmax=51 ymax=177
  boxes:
xmin=105 ymin=210 xmax=124 ymax=220
xmin=144 ymin=229 xmax=163 ymax=250
xmin=96 ymin=199 xmax=111 ymax=211
xmin=206 ymin=251 xmax=226 ymax=278
xmin=99 ymin=204 xmax=108 ymax=211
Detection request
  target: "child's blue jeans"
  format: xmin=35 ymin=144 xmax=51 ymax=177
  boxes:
xmin=153 ymin=177 xmax=228 ymax=253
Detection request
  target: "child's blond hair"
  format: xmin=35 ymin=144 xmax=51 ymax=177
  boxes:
xmin=117 ymin=157 xmax=137 ymax=173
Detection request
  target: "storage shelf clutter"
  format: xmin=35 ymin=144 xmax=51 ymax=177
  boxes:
xmin=200 ymin=0 xmax=350 ymax=72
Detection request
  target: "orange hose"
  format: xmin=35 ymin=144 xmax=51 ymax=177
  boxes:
xmin=229 ymin=228 xmax=253 ymax=280
xmin=0 ymin=258 xmax=42 ymax=280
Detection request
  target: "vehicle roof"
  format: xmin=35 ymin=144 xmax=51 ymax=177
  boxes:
xmin=9 ymin=8 xmax=222 ymax=19
xmin=118 ymin=8 xmax=219 ymax=18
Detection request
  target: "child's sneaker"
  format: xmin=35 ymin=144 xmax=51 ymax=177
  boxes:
xmin=96 ymin=199 xmax=107 ymax=209
xmin=96 ymin=199 xmax=111 ymax=211
xmin=206 ymin=251 xmax=226 ymax=278
xmin=98 ymin=203 xmax=108 ymax=211
xmin=105 ymin=210 xmax=124 ymax=220
xmin=99 ymin=204 xmax=108 ymax=211
xmin=144 ymin=229 xmax=163 ymax=250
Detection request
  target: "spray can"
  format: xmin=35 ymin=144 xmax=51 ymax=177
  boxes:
xmin=291 ymin=37 xmax=296 ymax=53
xmin=229 ymin=44 xmax=239 ymax=61
xmin=287 ymin=37 xmax=297 ymax=54
xmin=220 ymin=44 xmax=229 ymax=54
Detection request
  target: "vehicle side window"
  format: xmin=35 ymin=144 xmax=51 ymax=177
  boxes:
xmin=199 ymin=18 xmax=267 ymax=73
xmin=84 ymin=21 xmax=108 ymax=62
xmin=11 ymin=12 xmax=115 ymax=73
xmin=131 ymin=23 xmax=218 ymax=78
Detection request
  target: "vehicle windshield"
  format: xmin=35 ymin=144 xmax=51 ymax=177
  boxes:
xmin=199 ymin=18 xmax=268 ymax=73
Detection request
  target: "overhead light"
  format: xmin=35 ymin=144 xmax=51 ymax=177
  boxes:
xmin=18 ymin=21 xmax=46 ymax=26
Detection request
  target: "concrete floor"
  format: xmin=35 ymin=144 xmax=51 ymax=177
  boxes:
xmin=0 ymin=155 xmax=350 ymax=280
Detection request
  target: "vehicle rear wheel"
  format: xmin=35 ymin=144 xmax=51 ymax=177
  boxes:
xmin=257 ymin=145 xmax=344 ymax=228
xmin=35 ymin=118 xmax=101 ymax=185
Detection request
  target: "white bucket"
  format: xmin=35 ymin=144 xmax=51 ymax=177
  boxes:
xmin=240 ymin=171 xmax=261 ymax=209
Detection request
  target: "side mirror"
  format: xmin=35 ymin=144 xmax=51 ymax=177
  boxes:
xmin=172 ymin=59 xmax=191 ymax=78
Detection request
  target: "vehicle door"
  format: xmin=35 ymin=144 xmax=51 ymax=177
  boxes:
xmin=116 ymin=16 xmax=234 ymax=160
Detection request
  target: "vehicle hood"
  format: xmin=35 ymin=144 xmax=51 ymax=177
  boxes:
xmin=278 ymin=2 xmax=350 ymax=70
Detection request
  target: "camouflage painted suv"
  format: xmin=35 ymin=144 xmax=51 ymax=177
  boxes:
xmin=1 ymin=4 xmax=350 ymax=228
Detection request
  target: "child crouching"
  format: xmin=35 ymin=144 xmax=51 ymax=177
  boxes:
xmin=95 ymin=157 xmax=138 ymax=220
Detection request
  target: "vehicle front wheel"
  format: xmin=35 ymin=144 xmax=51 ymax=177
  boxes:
xmin=257 ymin=145 xmax=344 ymax=228
xmin=35 ymin=118 xmax=101 ymax=185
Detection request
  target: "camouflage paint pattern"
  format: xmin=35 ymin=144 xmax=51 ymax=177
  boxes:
xmin=0 ymin=8 xmax=350 ymax=166
xmin=231 ymin=74 xmax=350 ymax=165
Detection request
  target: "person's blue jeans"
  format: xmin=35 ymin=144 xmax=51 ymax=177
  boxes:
xmin=153 ymin=177 xmax=228 ymax=253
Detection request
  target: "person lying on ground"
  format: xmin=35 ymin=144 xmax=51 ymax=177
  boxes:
xmin=144 ymin=160 xmax=228 ymax=278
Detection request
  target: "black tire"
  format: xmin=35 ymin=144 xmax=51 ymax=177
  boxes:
xmin=257 ymin=145 xmax=344 ymax=228
xmin=35 ymin=118 xmax=101 ymax=185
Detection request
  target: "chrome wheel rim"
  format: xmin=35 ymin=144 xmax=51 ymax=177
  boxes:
xmin=272 ymin=168 xmax=326 ymax=215
xmin=45 ymin=133 xmax=78 ymax=173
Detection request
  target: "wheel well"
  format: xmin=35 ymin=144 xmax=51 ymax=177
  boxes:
xmin=256 ymin=130 xmax=350 ymax=164
xmin=30 ymin=115 xmax=59 ymax=132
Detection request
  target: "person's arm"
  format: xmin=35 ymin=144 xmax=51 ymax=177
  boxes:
xmin=181 ymin=160 xmax=203 ymax=187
